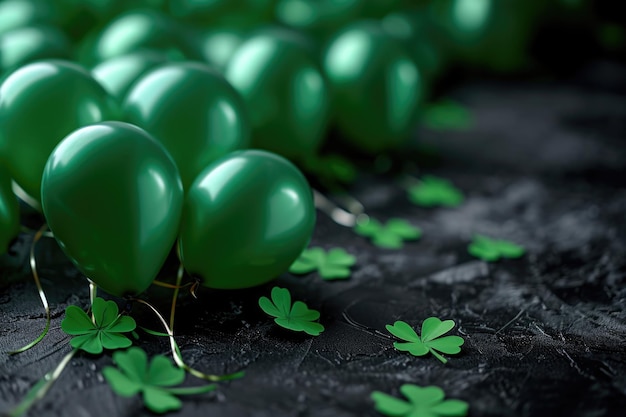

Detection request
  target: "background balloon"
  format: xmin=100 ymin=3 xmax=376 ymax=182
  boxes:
xmin=0 ymin=167 xmax=20 ymax=255
xmin=225 ymin=29 xmax=330 ymax=160
xmin=123 ymin=61 xmax=251 ymax=190
xmin=179 ymin=150 xmax=316 ymax=289
xmin=0 ymin=60 xmax=119 ymax=203
xmin=41 ymin=121 xmax=183 ymax=297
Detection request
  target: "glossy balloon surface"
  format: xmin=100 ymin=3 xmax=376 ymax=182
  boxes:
xmin=92 ymin=51 xmax=169 ymax=102
xmin=179 ymin=150 xmax=316 ymax=289
xmin=275 ymin=0 xmax=363 ymax=39
xmin=0 ymin=0 xmax=59 ymax=35
xmin=225 ymin=30 xmax=329 ymax=160
xmin=169 ymin=0 xmax=274 ymax=26
xmin=189 ymin=27 xmax=248 ymax=72
xmin=41 ymin=122 xmax=183 ymax=297
xmin=323 ymin=21 xmax=423 ymax=153
xmin=0 ymin=26 xmax=72 ymax=75
xmin=87 ymin=10 xmax=185 ymax=66
xmin=0 ymin=168 xmax=20 ymax=254
xmin=124 ymin=62 xmax=250 ymax=190
xmin=0 ymin=60 xmax=119 ymax=202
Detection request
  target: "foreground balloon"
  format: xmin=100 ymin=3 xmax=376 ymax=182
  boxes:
xmin=41 ymin=122 xmax=183 ymax=297
xmin=0 ymin=25 xmax=71 ymax=75
xmin=225 ymin=29 xmax=330 ymax=160
xmin=323 ymin=21 xmax=423 ymax=154
xmin=179 ymin=150 xmax=316 ymax=289
xmin=124 ymin=62 xmax=250 ymax=190
xmin=0 ymin=167 xmax=20 ymax=255
xmin=0 ymin=60 xmax=118 ymax=202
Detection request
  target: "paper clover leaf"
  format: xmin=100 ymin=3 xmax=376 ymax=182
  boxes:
xmin=468 ymin=235 xmax=525 ymax=262
xmin=303 ymin=154 xmax=357 ymax=185
xmin=103 ymin=347 xmax=216 ymax=414
xmin=61 ymin=297 xmax=136 ymax=355
xmin=422 ymin=100 xmax=473 ymax=131
xmin=354 ymin=218 xmax=421 ymax=249
xmin=259 ymin=287 xmax=324 ymax=336
xmin=289 ymin=247 xmax=356 ymax=280
xmin=408 ymin=176 xmax=464 ymax=208
xmin=386 ymin=318 xmax=464 ymax=364
xmin=372 ymin=384 xmax=469 ymax=417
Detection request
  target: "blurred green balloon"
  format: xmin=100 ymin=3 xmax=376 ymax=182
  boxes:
xmin=361 ymin=0 xmax=404 ymax=17
xmin=188 ymin=27 xmax=249 ymax=72
xmin=323 ymin=21 xmax=423 ymax=153
xmin=41 ymin=121 xmax=183 ymax=297
xmin=86 ymin=10 xmax=186 ymax=66
xmin=0 ymin=167 xmax=20 ymax=255
xmin=429 ymin=0 xmax=539 ymax=72
xmin=124 ymin=62 xmax=251 ymax=190
xmin=0 ymin=60 xmax=119 ymax=203
xmin=225 ymin=29 xmax=330 ymax=160
xmin=179 ymin=150 xmax=316 ymax=289
xmin=92 ymin=51 xmax=169 ymax=102
xmin=275 ymin=0 xmax=363 ymax=39
xmin=0 ymin=0 xmax=59 ymax=35
xmin=169 ymin=0 xmax=275 ymax=26
xmin=0 ymin=25 xmax=72 ymax=76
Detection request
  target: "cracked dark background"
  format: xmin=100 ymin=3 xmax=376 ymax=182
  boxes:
xmin=1 ymin=59 xmax=626 ymax=417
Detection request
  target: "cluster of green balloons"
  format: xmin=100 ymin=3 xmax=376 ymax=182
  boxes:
xmin=0 ymin=0 xmax=610 ymax=296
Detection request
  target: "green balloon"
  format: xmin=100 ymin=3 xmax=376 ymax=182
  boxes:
xmin=0 ymin=0 xmax=59 ymax=35
xmin=0 ymin=167 xmax=20 ymax=255
xmin=225 ymin=29 xmax=330 ymax=160
xmin=0 ymin=25 xmax=72 ymax=76
xmin=41 ymin=121 xmax=183 ymax=297
xmin=323 ymin=21 xmax=424 ymax=153
xmin=123 ymin=62 xmax=251 ymax=190
xmin=275 ymin=0 xmax=363 ymax=39
xmin=87 ymin=10 xmax=186 ymax=66
xmin=0 ymin=60 xmax=119 ymax=203
xmin=169 ymin=0 xmax=275 ymax=26
xmin=188 ymin=27 xmax=248 ymax=72
xmin=92 ymin=51 xmax=169 ymax=103
xmin=180 ymin=150 xmax=316 ymax=289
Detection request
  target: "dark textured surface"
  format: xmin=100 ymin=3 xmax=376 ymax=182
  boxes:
xmin=1 ymin=60 xmax=626 ymax=417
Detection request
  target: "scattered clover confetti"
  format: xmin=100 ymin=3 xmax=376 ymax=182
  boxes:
xmin=371 ymin=384 xmax=469 ymax=417
xmin=354 ymin=218 xmax=421 ymax=249
xmin=289 ymin=247 xmax=356 ymax=280
xmin=386 ymin=318 xmax=464 ymax=364
xmin=259 ymin=287 xmax=324 ymax=336
xmin=302 ymin=154 xmax=357 ymax=185
xmin=468 ymin=235 xmax=525 ymax=262
xmin=408 ymin=176 xmax=464 ymax=208
xmin=422 ymin=100 xmax=473 ymax=131
xmin=103 ymin=347 xmax=216 ymax=414
xmin=61 ymin=297 xmax=136 ymax=355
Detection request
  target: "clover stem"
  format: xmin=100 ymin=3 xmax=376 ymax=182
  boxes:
xmin=162 ymin=384 xmax=217 ymax=396
xmin=429 ymin=348 xmax=448 ymax=364
xmin=131 ymin=297 xmax=244 ymax=382
xmin=313 ymin=189 xmax=369 ymax=228
xmin=7 ymin=348 xmax=78 ymax=417
xmin=8 ymin=224 xmax=51 ymax=354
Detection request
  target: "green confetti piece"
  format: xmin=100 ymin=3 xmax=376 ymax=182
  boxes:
xmin=289 ymin=247 xmax=356 ymax=280
xmin=468 ymin=235 xmax=525 ymax=262
xmin=354 ymin=218 xmax=421 ymax=249
xmin=372 ymin=384 xmax=469 ymax=417
xmin=408 ymin=176 xmax=464 ymax=208
xmin=258 ymin=287 xmax=324 ymax=336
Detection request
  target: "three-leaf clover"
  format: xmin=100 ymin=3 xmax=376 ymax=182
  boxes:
xmin=371 ymin=384 xmax=469 ymax=417
xmin=289 ymin=247 xmax=356 ymax=280
xmin=259 ymin=287 xmax=324 ymax=336
xmin=408 ymin=176 xmax=464 ymax=208
xmin=302 ymin=154 xmax=357 ymax=185
xmin=103 ymin=347 xmax=216 ymax=414
xmin=468 ymin=235 xmax=525 ymax=262
xmin=422 ymin=99 xmax=473 ymax=131
xmin=386 ymin=318 xmax=464 ymax=364
xmin=61 ymin=297 xmax=136 ymax=354
xmin=354 ymin=218 xmax=421 ymax=249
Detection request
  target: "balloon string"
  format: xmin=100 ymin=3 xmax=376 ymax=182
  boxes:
xmin=8 ymin=224 xmax=51 ymax=354
xmin=19 ymin=226 xmax=54 ymax=238
xmin=152 ymin=279 xmax=192 ymax=290
xmin=131 ymin=297 xmax=244 ymax=382
xmin=169 ymin=263 xmax=184 ymax=331
xmin=7 ymin=348 xmax=78 ymax=417
xmin=313 ymin=189 xmax=369 ymax=228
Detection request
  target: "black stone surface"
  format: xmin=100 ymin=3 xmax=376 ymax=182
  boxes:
xmin=1 ymin=60 xmax=626 ymax=417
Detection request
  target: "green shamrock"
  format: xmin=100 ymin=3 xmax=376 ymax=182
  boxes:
xmin=408 ymin=176 xmax=464 ymax=208
xmin=302 ymin=154 xmax=357 ymax=185
xmin=386 ymin=318 xmax=464 ymax=364
xmin=371 ymin=384 xmax=469 ymax=417
xmin=289 ymin=247 xmax=356 ymax=280
xmin=468 ymin=235 xmax=525 ymax=262
xmin=354 ymin=218 xmax=421 ymax=249
xmin=259 ymin=287 xmax=324 ymax=336
xmin=422 ymin=99 xmax=473 ymax=131
xmin=61 ymin=297 xmax=136 ymax=355
xmin=103 ymin=347 xmax=216 ymax=414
